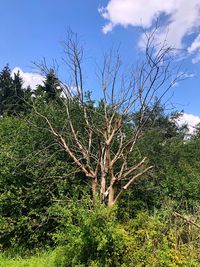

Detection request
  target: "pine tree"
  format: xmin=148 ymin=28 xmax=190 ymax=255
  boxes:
xmin=12 ymin=71 xmax=26 ymax=114
xmin=0 ymin=66 xmax=28 ymax=116
xmin=35 ymin=69 xmax=61 ymax=102
xmin=0 ymin=65 xmax=14 ymax=115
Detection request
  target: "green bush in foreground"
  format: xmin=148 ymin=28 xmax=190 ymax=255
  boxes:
xmin=50 ymin=200 xmax=129 ymax=267
xmin=49 ymin=201 xmax=200 ymax=267
xmin=1 ymin=199 xmax=199 ymax=266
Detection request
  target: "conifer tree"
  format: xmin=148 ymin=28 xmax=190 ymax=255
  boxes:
xmin=12 ymin=71 xmax=26 ymax=114
xmin=36 ymin=69 xmax=61 ymax=102
xmin=0 ymin=65 xmax=14 ymax=115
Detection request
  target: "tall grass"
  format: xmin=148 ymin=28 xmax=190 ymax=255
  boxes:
xmin=0 ymin=251 xmax=56 ymax=267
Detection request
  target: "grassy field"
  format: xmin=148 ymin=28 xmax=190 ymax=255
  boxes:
xmin=0 ymin=251 xmax=56 ymax=267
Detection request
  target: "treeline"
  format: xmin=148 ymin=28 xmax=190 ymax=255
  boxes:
xmin=0 ymin=52 xmax=200 ymax=266
xmin=0 ymin=65 xmax=62 ymax=116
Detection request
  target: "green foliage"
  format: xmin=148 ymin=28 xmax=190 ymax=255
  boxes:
xmin=0 ymin=251 xmax=56 ymax=267
xmin=50 ymin=199 xmax=128 ymax=267
xmin=157 ymin=135 xmax=200 ymax=210
xmin=0 ymin=71 xmax=200 ymax=267
xmin=119 ymin=104 xmax=200 ymax=214
xmin=42 ymin=203 xmax=200 ymax=266
xmin=122 ymin=211 xmax=200 ymax=266
xmin=0 ymin=112 xmax=87 ymax=251
xmin=0 ymin=66 xmax=29 ymax=116
xmin=35 ymin=69 xmax=62 ymax=102
xmin=0 ymin=65 xmax=13 ymax=115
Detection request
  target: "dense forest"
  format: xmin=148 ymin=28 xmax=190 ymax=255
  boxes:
xmin=0 ymin=34 xmax=200 ymax=266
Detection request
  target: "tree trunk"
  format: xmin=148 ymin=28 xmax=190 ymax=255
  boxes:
xmin=92 ymin=177 xmax=97 ymax=200
xmin=108 ymin=185 xmax=115 ymax=207
xmin=100 ymin=172 xmax=106 ymax=201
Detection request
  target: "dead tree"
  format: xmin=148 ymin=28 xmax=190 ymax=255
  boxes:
xmin=34 ymin=30 xmax=182 ymax=207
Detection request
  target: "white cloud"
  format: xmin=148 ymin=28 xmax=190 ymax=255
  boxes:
xmin=102 ymin=22 xmax=114 ymax=34
xmin=188 ymin=34 xmax=200 ymax=53
xmin=188 ymin=34 xmax=200 ymax=63
xmin=11 ymin=67 xmax=44 ymax=89
xmin=192 ymin=53 xmax=200 ymax=64
xmin=99 ymin=1 xmax=175 ymax=33
xmin=175 ymin=113 xmax=200 ymax=134
xmin=100 ymin=0 xmax=200 ymax=58
xmin=180 ymin=73 xmax=195 ymax=79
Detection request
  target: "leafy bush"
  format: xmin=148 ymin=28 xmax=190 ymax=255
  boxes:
xmin=50 ymin=199 xmax=129 ymax=267
xmin=49 ymin=200 xmax=200 ymax=267
xmin=0 ymin=114 xmax=87 ymax=251
xmin=123 ymin=211 xmax=200 ymax=266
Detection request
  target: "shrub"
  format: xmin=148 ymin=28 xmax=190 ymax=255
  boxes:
xmin=50 ymin=199 xmax=129 ymax=267
xmin=49 ymin=200 xmax=200 ymax=267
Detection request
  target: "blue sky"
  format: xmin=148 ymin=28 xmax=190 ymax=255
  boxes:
xmin=1 ymin=0 xmax=200 ymax=129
